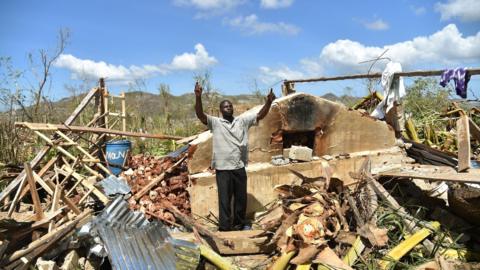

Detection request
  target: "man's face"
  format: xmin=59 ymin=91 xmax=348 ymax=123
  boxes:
xmin=220 ymin=101 xmax=234 ymax=117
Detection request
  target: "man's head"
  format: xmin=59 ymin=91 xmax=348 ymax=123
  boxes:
xmin=219 ymin=100 xmax=234 ymax=118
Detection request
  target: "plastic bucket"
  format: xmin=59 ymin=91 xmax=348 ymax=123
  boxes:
xmin=105 ymin=140 xmax=131 ymax=176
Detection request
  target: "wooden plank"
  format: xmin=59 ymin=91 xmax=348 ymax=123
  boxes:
xmin=285 ymin=67 xmax=480 ymax=84
xmin=380 ymin=170 xmax=480 ymax=183
xmin=15 ymin=122 xmax=184 ymax=140
xmin=121 ymin=91 xmax=126 ymax=132
xmin=379 ymin=164 xmax=480 ymax=183
xmin=104 ymin=88 xmax=109 ymax=129
xmin=172 ymin=230 xmax=272 ymax=255
xmin=0 ymin=87 xmax=99 ymax=204
xmin=470 ymin=118 xmax=480 ymax=142
xmin=24 ymin=163 xmax=44 ymax=221
xmin=457 ymin=115 xmax=471 ymax=172
xmin=6 ymin=173 xmax=28 ymax=217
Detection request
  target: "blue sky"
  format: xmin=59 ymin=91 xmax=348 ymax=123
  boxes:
xmin=1 ymin=0 xmax=479 ymax=99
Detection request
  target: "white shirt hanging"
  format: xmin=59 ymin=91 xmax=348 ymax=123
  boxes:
xmin=371 ymin=61 xmax=406 ymax=119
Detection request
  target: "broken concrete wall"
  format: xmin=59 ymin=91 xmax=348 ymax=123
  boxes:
xmin=188 ymin=92 xmax=397 ymax=174
xmin=189 ymin=148 xmax=406 ymax=218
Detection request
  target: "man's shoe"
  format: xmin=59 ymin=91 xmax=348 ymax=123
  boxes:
xmin=242 ymin=224 xmax=252 ymax=231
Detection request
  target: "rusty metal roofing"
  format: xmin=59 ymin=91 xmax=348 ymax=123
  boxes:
xmin=93 ymin=196 xmax=199 ymax=270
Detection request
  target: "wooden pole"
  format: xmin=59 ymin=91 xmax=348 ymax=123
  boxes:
xmin=121 ymin=91 xmax=126 ymax=132
xmin=456 ymin=115 xmax=471 ymax=172
xmin=284 ymin=68 xmax=480 ymax=84
xmin=15 ymin=122 xmax=184 ymax=140
xmin=24 ymin=163 xmax=45 ymax=221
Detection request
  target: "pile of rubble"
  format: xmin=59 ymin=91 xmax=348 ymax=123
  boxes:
xmin=123 ymin=153 xmax=191 ymax=224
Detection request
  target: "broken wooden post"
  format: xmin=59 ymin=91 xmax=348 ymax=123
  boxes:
xmin=121 ymin=91 xmax=126 ymax=132
xmin=457 ymin=115 xmax=471 ymax=172
xmin=97 ymin=78 xmax=108 ymax=167
xmin=469 ymin=118 xmax=480 ymax=142
xmin=6 ymin=171 xmax=28 ymax=217
xmin=25 ymin=163 xmax=45 ymax=221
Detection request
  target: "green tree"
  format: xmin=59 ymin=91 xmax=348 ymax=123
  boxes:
xmin=404 ymin=78 xmax=451 ymax=128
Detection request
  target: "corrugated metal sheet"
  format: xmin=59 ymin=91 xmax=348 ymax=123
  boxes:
xmin=93 ymin=196 xmax=200 ymax=270
xmin=97 ymin=175 xmax=131 ymax=196
xmin=167 ymin=144 xmax=189 ymax=158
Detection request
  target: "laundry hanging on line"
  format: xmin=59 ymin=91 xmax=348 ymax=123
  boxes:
xmin=439 ymin=67 xmax=470 ymax=98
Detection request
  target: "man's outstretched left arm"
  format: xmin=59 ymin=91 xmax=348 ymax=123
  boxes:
xmin=257 ymin=88 xmax=276 ymax=122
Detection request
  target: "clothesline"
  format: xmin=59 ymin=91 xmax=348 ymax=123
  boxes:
xmin=284 ymin=67 xmax=480 ymax=84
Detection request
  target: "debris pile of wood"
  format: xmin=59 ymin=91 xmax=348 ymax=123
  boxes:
xmin=244 ymin=159 xmax=480 ymax=269
xmin=123 ymin=153 xmax=191 ymax=225
xmin=0 ymin=80 xmax=187 ymax=269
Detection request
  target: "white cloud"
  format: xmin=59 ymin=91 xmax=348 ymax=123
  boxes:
xmin=258 ymin=66 xmax=304 ymax=84
xmin=364 ymin=19 xmax=389 ymax=30
xmin=258 ymin=24 xmax=480 ymax=80
xmin=170 ymin=43 xmax=218 ymax=70
xmin=224 ymin=14 xmax=300 ymax=35
xmin=260 ymin=0 xmax=294 ymax=9
xmin=54 ymin=43 xmax=218 ymax=83
xmin=174 ymin=0 xmax=243 ymax=10
xmin=435 ymin=0 xmax=480 ymax=21
xmin=174 ymin=0 xmax=244 ymax=17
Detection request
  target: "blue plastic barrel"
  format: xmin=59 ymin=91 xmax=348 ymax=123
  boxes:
xmin=105 ymin=140 xmax=131 ymax=176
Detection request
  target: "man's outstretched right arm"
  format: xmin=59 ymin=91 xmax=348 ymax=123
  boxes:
xmin=194 ymin=82 xmax=208 ymax=125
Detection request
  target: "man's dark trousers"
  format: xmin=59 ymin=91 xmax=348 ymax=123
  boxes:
xmin=216 ymin=168 xmax=247 ymax=231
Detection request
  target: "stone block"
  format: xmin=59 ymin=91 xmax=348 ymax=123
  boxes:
xmin=288 ymin=145 xmax=312 ymax=161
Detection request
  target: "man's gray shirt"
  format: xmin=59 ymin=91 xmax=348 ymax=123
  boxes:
xmin=207 ymin=113 xmax=257 ymax=170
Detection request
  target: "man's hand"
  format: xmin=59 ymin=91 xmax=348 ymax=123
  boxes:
xmin=266 ymin=88 xmax=276 ymax=103
xmin=194 ymin=82 xmax=207 ymax=125
xmin=194 ymin=82 xmax=203 ymax=97
xmin=257 ymin=88 xmax=276 ymax=122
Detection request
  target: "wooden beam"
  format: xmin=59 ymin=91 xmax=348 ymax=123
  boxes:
xmin=469 ymin=118 xmax=480 ymax=142
xmin=0 ymin=87 xmax=99 ymax=204
xmin=24 ymin=163 xmax=44 ymax=221
xmin=6 ymin=173 xmax=28 ymax=217
xmin=379 ymin=165 xmax=480 ymax=184
xmin=285 ymin=68 xmax=480 ymax=84
xmin=16 ymin=122 xmax=184 ymax=140
xmin=457 ymin=115 xmax=471 ymax=172
xmin=173 ymin=230 xmax=273 ymax=255
xmin=121 ymin=91 xmax=126 ymax=132
xmin=48 ymin=178 xmax=62 ymax=232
